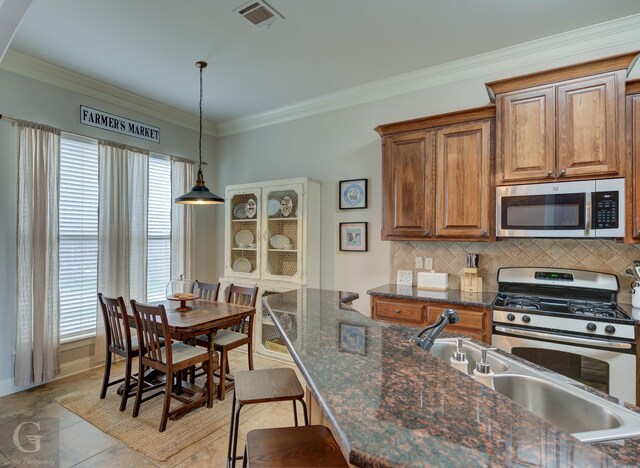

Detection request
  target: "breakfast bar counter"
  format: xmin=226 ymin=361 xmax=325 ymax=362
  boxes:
xmin=262 ymin=288 xmax=640 ymax=467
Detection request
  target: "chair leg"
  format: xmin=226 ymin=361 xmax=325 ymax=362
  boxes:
xmin=219 ymin=349 xmax=228 ymax=400
xmin=299 ymin=398 xmax=309 ymax=426
xmin=159 ymin=371 xmax=173 ymax=432
xmin=247 ymin=342 xmax=254 ymax=371
xmin=293 ymin=400 xmax=299 ymax=426
xmin=100 ymin=351 xmax=112 ymax=399
xmin=132 ymin=361 xmax=145 ymax=418
xmin=230 ymin=401 xmax=243 ymax=468
xmin=227 ymin=390 xmax=238 ymax=467
xmin=119 ymin=355 xmax=133 ymax=411
xmin=206 ymin=354 xmax=214 ymax=408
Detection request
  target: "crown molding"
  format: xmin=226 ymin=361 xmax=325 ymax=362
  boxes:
xmin=0 ymin=49 xmax=218 ymax=136
xmin=217 ymin=13 xmax=640 ymax=136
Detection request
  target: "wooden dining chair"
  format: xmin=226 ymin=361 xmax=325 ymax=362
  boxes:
xmin=130 ymin=300 xmax=217 ymax=432
xmin=97 ymin=293 xmax=140 ymax=411
xmin=195 ymin=280 xmax=220 ymax=301
xmin=196 ymin=284 xmax=258 ymax=400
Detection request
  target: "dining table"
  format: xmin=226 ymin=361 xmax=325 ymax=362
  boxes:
xmin=125 ymin=298 xmax=256 ymax=419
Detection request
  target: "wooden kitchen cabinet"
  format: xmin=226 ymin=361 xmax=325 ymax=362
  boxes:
xmin=435 ymin=120 xmax=492 ymax=239
xmin=371 ymin=295 xmax=491 ymax=344
xmin=376 ymin=106 xmax=495 ymax=242
xmin=626 ymin=81 xmax=640 ymax=240
xmin=488 ymin=53 xmax=636 ymax=185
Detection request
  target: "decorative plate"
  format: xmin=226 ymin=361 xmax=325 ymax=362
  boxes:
xmin=233 ymin=203 xmax=247 ymax=219
xmin=232 ymin=258 xmax=252 ymax=273
xmin=245 ymin=198 xmax=257 ymax=218
xmin=270 ymin=234 xmax=291 ymax=249
xmin=267 ymin=199 xmax=281 ymax=216
xmin=235 ymin=230 xmax=254 ymax=246
xmin=280 ymin=196 xmax=293 ymax=217
xmin=343 ymin=183 xmax=365 ymax=207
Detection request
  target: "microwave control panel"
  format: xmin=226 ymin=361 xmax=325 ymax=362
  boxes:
xmin=592 ymin=191 xmax=619 ymax=229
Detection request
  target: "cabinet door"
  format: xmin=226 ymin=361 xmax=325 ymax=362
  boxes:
xmin=225 ymin=188 xmax=261 ymax=279
xmin=382 ymin=130 xmax=434 ymax=238
xmin=557 ymin=72 xmax=623 ymax=178
xmin=261 ymin=184 xmax=303 ymax=283
xmin=631 ymin=95 xmax=640 ymax=239
xmin=497 ymin=86 xmax=555 ymax=182
xmin=427 ymin=305 xmax=489 ymax=344
xmin=435 ymin=120 xmax=492 ymax=239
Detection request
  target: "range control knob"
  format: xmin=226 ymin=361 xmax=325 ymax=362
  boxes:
xmin=605 ymin=325 xmax=616 ymax=335
xmin=586 ymin=322 xmax=597 ymax=332
xmin=522 ymin=315 xmax=531 ymax=324
xmin=506 ymin=313 xmax=516 ymax=322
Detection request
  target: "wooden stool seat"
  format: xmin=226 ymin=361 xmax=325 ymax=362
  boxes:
xmin=245 ymin=425 xmax=348 ymax=467
xmin=235 ymin=368 xmax=304 ymax=404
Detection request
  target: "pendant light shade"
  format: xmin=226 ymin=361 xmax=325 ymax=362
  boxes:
xmin=175 ymin=61 xmax=224 ymax=205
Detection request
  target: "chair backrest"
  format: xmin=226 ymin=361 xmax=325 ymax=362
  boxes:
xmin=130 ymin=300 xmax=172 ymax=366
xmin=195 ymin=281 xmax=220 ymax=301
xmin=98 ymin=293 xmax=133 ymax=355
xmin=225 ymin=284 xmax=258 ymax=334
xmin=226 ymin=284 xmax=259 ymax=307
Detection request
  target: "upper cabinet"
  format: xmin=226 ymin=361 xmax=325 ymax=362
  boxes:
xmin=487 ymin=52 xmax=637 ymax=185
xmin=626 ymin=80 xmax=640 ymax=241
xmin=376 ymin=106 xmax=495 ymax=242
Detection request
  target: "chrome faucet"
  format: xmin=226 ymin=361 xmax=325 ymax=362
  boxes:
xmin=410 ymin=309 xmax=460 ymax=352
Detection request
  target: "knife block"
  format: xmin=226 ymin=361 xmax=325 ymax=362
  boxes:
xmin=461 ymin=268 xmax=483 ymax=293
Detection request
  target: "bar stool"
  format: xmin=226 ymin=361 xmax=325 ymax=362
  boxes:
xmin=244 ymin=425 xmax=348 ymax=467
xmin=227 ymin=368 xmax=309 ymax=468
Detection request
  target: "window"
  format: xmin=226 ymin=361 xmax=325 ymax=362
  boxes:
xmin=147 ymin=155 xmax=172 ymax=302
xmin=59 ymin=134 xmax=99 ymax=341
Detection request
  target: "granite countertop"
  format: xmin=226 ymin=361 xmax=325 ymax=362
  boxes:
xmin=367 ymin=283 xmax=497 ymax=307
xmin=263 ymin=288 xmax=640 ymax=467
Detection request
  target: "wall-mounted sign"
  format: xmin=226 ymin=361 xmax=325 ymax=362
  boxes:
xmin=80 ymin=105 xmax=160 ymax=143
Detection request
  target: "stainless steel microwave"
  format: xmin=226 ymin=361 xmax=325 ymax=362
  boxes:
xmin=496 ymin=178 xmax=625 ymax=238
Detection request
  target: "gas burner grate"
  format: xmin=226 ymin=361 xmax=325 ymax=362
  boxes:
xmin=568 ymin=301 xmax=617 ymax=318
xmin=503 ymin=295 xmax=542 ymax=310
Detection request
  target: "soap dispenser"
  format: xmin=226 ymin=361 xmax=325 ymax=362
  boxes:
xmin=473 ymin=349 xmax=495 ymax=389
xmin=450 ymin=338 xmax=469 ymax=374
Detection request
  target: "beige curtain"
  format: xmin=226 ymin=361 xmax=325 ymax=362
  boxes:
xmin=170 ymin=158 xmax=196 ymax=280
xmin=96 ymin=141 xmax=149 ymax=362
xmin=15 ymin=121 xmax=61 ymax=387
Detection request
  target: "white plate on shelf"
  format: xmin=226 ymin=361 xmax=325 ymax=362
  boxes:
xmin=235 ymin=230 xmax=254 ymax=246
xmin=232 ymin=258 xmax=252 ymax=273
xmin=267 ymin=199 xmax=281 ymax=216
xmin=270 ymin=234 xmax=292 ymax=249
xmin=233 ymin=204 xmax=247 ymax=219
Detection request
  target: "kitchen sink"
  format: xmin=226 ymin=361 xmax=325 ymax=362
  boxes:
xmin=430 ymin=338 xmax=640 ymax=442
xmin=429 ymin=341 xmax=509 ymax=374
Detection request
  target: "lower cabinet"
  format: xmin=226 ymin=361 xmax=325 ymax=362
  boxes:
xmin=371 ymin=295 xmax=491 ymax=344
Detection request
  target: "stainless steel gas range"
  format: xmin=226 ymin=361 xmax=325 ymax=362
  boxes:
xmin=492 ymin=267 xmax=637 ymax=403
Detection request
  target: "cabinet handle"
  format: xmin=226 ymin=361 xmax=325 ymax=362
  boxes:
xmin=547 ymin=171 xmax=554 ymax=177
xmin=395 ymin=310 xmax=401 ymax=314
xmin=558 ymin=169 xmax=566 ymax=177
xmin=425 ymin=231 xmax=431 ymax=237
xmin=482 ymin=230 xmax=488 ymax=237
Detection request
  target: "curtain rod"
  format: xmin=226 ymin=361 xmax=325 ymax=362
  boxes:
xmin=0 ymin=112 xmax=207 ymax=164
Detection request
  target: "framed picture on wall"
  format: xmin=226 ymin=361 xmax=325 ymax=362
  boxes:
xmin=339 ymin=178 xmax=367 ymax=210
xmin=339 ymin=222 xmax=368 ymax=252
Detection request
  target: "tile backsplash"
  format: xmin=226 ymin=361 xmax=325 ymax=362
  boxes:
xmin=391 ymin=239 xmax=640 ymax=304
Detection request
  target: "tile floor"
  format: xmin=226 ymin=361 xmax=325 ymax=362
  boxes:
xmin=0 ymin=350 xmax=304 ymax=467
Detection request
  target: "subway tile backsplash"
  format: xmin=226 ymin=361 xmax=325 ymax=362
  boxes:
xmin=391 ymin=239 xmax=640 ymax=304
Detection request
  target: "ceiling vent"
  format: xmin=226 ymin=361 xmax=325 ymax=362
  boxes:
xmin=235 ymin=1 xmax=284 ymax=29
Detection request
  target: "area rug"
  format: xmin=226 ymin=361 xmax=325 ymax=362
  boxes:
xmin=55 ymin=377 xmax=233 ymax=461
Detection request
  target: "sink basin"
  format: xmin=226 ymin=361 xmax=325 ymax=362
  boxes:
xmin=493 ymin=374 xmax=621 ymax=434
xmin=429 ymin=341 xmax=509 ymax=374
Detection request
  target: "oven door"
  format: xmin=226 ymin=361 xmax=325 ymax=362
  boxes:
xmin=492 ymin=328 xmax=636 ymax=404
xmin=496 ymin=180 xmax=594 ymax=237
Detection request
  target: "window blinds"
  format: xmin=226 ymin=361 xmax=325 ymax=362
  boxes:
xmin=59 ymin=134 xmax=99 ymax=341
xmin=147 ymin=155 xmax=172 ymax=302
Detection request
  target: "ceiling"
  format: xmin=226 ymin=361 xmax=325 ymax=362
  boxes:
xmin=8 ymin=0 xmax=640 ymax=123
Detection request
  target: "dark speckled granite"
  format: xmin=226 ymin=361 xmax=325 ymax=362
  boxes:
xmin=263 ymin=288 xmax=640 ymax=467
xmin=367 ymin=284 xmax=496 ymax=308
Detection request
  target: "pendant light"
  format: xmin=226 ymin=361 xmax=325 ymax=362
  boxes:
xmin=175 ymin=61 xmax=224 ymax=205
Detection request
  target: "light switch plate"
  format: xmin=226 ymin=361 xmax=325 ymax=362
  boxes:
xmin=415 ymin=256 xmax=423 ymax=269
xmin=424 ymin=257 xmax=433 ymax=270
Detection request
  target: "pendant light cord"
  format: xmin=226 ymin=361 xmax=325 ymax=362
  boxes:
xmin=198 ymin=63 xmax=203 ymax=173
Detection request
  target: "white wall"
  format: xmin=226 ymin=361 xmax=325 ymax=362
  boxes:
xmin=214 ymin=41 xmax=640 ymax=312
xmin=0 ymin=68 xmax=218 ymax=387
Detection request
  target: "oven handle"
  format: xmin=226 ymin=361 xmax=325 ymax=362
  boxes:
xmin=494 ymin=326 xmax=632 ymax=350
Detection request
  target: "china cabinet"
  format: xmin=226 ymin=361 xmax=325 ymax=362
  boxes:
xmin=221 ymin=177 xmax=321 ymax=360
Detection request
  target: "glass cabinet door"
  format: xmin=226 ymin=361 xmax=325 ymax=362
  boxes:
xmin=261 ymin=184 xmax=303 ymax=283
xmin=258 ymin=287 xmax=301 ymax=360
xmin=226 ymin=189 xmax=261 ymax=279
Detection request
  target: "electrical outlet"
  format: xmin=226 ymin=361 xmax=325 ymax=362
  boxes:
xmin=415 ymin=256 xmax=423 ymax=269
xmin=424 ymin=257 xmax=433 ymax=270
